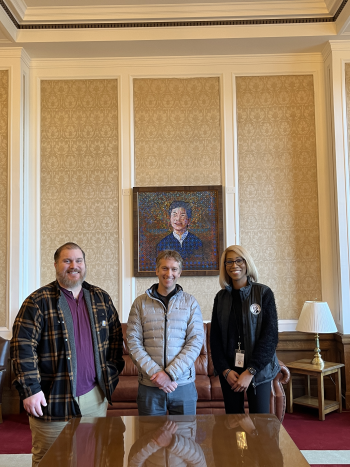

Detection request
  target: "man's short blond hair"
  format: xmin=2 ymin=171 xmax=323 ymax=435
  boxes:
xmin=156 ymin=250 xmax=183 ymax=270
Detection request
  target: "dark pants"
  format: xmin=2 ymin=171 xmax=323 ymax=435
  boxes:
xmin=137 ymin=382 xmax=198 ymax=416
xmin=219 ymin=373 xmax=271 ymax=414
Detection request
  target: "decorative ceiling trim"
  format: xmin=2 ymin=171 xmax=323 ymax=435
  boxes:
xmin=18 ymin=18 xmax=335 ymax=29
xmin=334 ymin=0 xmax=348 ymax=19
xmin=0 ymin=0 xmax=348 ymax=30
xmin=1 ymin=0 xmax=19 ymax=28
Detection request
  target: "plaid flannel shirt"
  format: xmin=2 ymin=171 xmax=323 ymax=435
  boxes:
xmin=11 ymin=280 xmax=124 ymax=421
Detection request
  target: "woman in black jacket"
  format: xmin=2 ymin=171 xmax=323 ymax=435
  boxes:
xmin=210 ymin=245 xmax=279 ymax=414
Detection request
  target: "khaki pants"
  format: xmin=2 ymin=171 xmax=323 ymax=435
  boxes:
xmin=29 ymin=385 xmax=108 ymax=467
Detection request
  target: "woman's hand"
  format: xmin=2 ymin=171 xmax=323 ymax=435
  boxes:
xmin=231 ymin=369 xmax=253 ymax=392
xmin=223 ymin=369 xmax=240 ymax=388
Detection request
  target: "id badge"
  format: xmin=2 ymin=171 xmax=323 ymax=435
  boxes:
xmin=236 ymin=432 xmax=248 ymax=450
xmin=235 ymin=350 xmax=245 ymax=368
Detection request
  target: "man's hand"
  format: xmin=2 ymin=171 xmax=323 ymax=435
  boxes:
xmin=152 ymin=421 xmax=178 ymax=447
xmin=231 ymin=370 xmax=253 ymax=392
xmin=23 ymin=391 xmax=47 ymax=417
xmin=150 ymin=371 xmax=173 ymax=389
xmin=160 ymin=381 xmax=178 ymax=393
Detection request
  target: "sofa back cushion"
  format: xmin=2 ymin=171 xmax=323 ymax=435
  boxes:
xmin=120 ymin=323 xmax=138 ymax=376
xmin=194 ymin=324 xmax=208 ymax=375
xmin=206 ymin=322 xmax=215 ymax=376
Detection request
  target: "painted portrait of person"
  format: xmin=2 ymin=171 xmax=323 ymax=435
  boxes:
xmin=134 ymin=187 xmax=222 ymax=275
xmin=156 ymin=201 xmax=204 ymax=268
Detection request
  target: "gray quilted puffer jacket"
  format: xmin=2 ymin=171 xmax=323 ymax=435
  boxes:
xmin=126 ymin=285 xmax=204 ymax=387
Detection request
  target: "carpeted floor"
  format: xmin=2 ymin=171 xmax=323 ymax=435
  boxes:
xmin=283 ymin=407 xmax=350 ymax=450
xmin=282 ymin=406 xmax=350 ymax=466
xmin=0 ymin=413 xmax=31 ymax=454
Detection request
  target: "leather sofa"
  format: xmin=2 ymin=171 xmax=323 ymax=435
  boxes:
xmin=108 ymin=323 xmax=290 ymax=421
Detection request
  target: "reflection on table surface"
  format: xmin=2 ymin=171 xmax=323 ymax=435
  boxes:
xmin=39 ymin=414 xmax=309 ymax=467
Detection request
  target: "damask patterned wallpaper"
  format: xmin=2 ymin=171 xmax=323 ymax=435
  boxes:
xmin=41 ymin=80 xmax=119 ymax=304
xmin=0 ymin=71 xmax=8 ymax=327
xmin=134 ymin=78 xmax=221 ymax=187
xmin=134 ymin=78 xmax=222 ymax=320
xmin=236 ymin=75 xmax=322 ymax=320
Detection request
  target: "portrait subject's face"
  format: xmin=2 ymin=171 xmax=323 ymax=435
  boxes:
xmin=55 ymin=248 xmax=86 ymax=290
xmin=170 ymin=207 xmax=189 ymax=235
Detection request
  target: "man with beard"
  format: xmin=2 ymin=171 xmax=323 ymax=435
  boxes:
xmin=11 ymin=242 xmax=124 ymax=467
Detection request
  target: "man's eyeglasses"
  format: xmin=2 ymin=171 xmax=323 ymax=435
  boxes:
xmin=224 ymin=258 xmax=245 ymax=267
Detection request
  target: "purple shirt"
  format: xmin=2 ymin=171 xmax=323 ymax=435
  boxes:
xmin=60 ymin=286 xmax=97 ymax=397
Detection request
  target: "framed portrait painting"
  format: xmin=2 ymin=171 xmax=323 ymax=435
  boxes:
xmin=133 ymin=185 xmax=223 ymax=276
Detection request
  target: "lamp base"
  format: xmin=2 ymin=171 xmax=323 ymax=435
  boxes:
xmin=311 ymin=354 xmax=324 ymax=365
xmin=311 ymin=333 xmax=324 ymax=367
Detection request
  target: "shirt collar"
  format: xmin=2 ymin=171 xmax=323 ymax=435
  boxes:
xmin=173 ymin=230 xmax=188 ymax=245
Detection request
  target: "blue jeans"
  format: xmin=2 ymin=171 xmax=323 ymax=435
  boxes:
xmin=137 ymin=382 xmax=198 ymax=416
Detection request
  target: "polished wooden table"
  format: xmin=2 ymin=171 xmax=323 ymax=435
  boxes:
xmin=286 ymin=359 xmax=344 ymax=421
xmin=39 ymin=413 xmax=309 ymax=466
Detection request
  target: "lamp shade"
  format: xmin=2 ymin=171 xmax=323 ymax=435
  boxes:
xmin=296 ymin=301 xmax=337 ymax=333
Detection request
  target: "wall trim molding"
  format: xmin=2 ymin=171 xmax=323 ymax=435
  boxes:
xmin=13 ymin=2 xmax=339 ymax=24
xmin=0 ymin=0 xmax=348 ymax=29
xmin=27 ymin=53 xmax=324 ymax=71
xmin=279 ymin=320 xmax=298 ymax=332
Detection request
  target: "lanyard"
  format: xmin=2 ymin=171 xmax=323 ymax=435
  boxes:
xmin=231 ymin=292 xmax=243 ymax=351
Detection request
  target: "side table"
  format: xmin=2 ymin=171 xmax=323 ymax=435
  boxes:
xmin=286 ymin=359 xmax=344 ymax=421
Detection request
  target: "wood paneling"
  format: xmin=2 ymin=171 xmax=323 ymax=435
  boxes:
xmin=277 ymin=331 xmax=350 ymax=409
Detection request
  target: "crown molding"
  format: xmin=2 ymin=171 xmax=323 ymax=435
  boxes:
xmin=29 ymin=52 xmax=324 ymax=70
xmin=5 ymin=0 xmax=26 ymax=21
xmin=325 ymin=0 xmax=342 ymax=15
xmin=0 ymin=46 xmax=30 ymax=65
xmin=20 ymin=45 xmax=30 ymax=66
xmin=0 ymin=45 xmax=25 ymax=57
xmin=0 ymin=5 xmax=17 ymax=38
xmin=21 ymin=2 xmax=332 ymax=24
xmin=328 ymin=38 xmax=350 ymax=48
xmin=0 ymin=0 xmax=347 ymax=31
xmin=322 ymin=40 xmax=333 ymax=59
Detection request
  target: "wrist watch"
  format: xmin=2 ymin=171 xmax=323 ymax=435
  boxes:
xmin=247 ymin=367 xmax=256 ymax=376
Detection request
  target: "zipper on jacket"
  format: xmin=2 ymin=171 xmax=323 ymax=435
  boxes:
xmin=147 ymin=290 xmax=178 ymax=375
xmin=252 ymin=377 xmax=256 ymax=394
xmin=164 ymin=311 xmax=168 ymax=370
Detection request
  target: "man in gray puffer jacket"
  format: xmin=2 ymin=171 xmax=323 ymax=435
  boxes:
xmin=127 ymin=250 xmax=204 ymax=416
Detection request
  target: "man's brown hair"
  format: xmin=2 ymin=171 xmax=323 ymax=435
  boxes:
xmin=54 ymin=242 xmax=86 ymax=263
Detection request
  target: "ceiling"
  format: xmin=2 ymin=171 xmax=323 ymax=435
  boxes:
xmin=0 ymin=0 xmax=350 ymax=58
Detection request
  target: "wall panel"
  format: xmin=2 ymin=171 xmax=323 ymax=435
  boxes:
xmin=134 ymin=77 xmax=221 ymax=320
xmin=237 ymin=75 xmax=322 ymax=320
xmin=40 ymin=79 xmax=119 ymax=304
xmin=345 ymin=64 xmax=350 ymax=194
xmin=0 ymin=70 xmax=8 ymax=327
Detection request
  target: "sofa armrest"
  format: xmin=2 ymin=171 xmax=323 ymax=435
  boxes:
xmin=0 ymin=367 xmax=6 ymax=405
xmin=270 ymin=360 xmax=290 ymax=423
xmin=276 ymin=359 xmax=290 ymax=385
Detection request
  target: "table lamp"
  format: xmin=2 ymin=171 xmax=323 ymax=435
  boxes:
xmin=296 ymin=301 xmax=337 ymax=366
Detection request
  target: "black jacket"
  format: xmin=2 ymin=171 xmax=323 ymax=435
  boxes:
xmin=210 ymin=277 xmax=279 ymax=386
